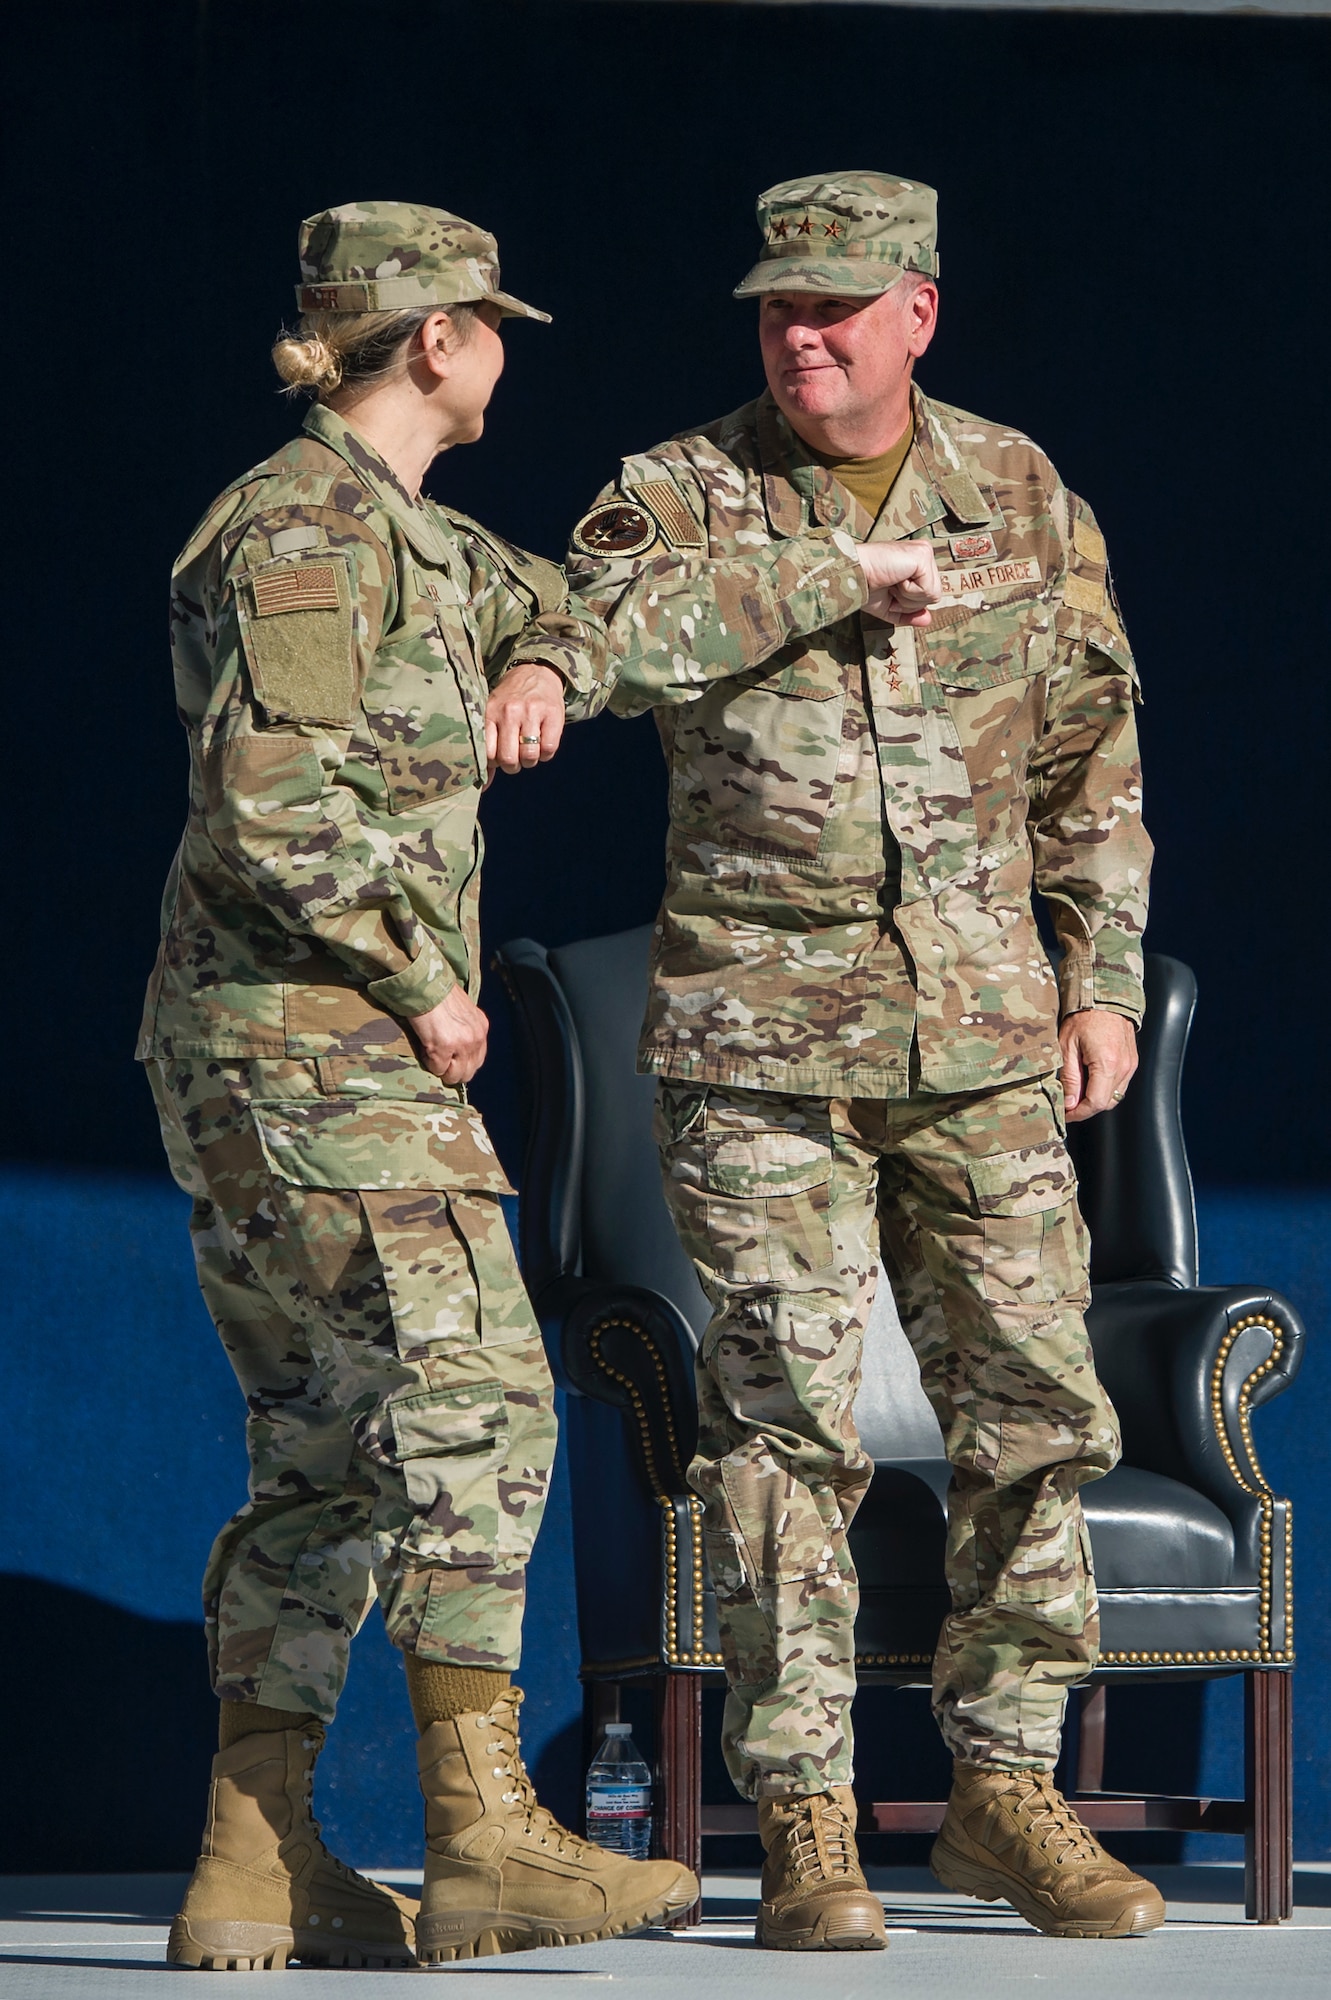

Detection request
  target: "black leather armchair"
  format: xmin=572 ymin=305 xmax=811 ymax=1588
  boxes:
xmin=495 ymin=933 xmax=1304 ymax=1924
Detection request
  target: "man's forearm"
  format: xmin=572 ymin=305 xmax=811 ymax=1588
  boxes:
xmin=573 ymin=533 xmax=868 ymax=715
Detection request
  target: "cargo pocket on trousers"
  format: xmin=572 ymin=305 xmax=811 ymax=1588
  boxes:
xmin=968 ymin=1139 xmax=1084 ymax=1310
xmin=391 ymin=1379 xmax=507 ymax=1568
xmin=704 ymin=1127 xmax=833 ymax=1286
xmin=360 ymin=1187 xmax=536 ymax=1355
xmin=702 ymin=1526 xmax=753 ymax=1605
xmin=992 ymin=1489 xmax=1094 ymax=1637
xmin=250 ymin=1097 xmax=522 ymax=1355
xmin=660 ymin=1120 xmax=829 ymax=1288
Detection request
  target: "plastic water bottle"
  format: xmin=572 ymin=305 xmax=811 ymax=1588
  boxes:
xmin=585 ymin=1722 xmax=653 ymax=1859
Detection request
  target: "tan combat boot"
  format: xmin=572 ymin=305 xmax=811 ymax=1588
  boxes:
xmin=930 ymin=1765 xmax=1166 ymax=1938
xmin=167 ymin=1725 xmax=418 ymax=1970
xmin=414 ymin=1687 xmax=698 ymax=1960
xmin=755 ymin=1787 xmax=887 ymax=1950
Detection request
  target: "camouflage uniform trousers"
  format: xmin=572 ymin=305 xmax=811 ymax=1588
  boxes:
xmin=147 ymin=1055 xmax=556 ymax=1721
xmin=655 ymin=1073 xmax=1121 ymax=1800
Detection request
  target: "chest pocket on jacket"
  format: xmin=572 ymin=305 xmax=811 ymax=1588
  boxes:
xmin=669 ymin=635 xmax=851 ymax=863
xmin=361 ymin=591 xmax=488 ymax=813
xmin=919 ymin=585 xmax=1055 ymax=693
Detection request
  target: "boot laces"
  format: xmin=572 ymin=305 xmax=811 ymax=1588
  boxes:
xmin=783 ymin=1794 xmax=858 ymax=1883
xmin=1007 ymin=1775 xmax=1103 ymax=1867
xmin=297 ymin=1737 xmax=359 ymax=1884
xmin=485 ymin=1708 xmax=588 ymax=1859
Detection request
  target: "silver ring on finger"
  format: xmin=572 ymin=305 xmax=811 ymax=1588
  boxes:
xmin=520 ymin=733 xmax=541 ymax=746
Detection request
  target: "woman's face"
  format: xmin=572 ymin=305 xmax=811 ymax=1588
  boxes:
xmin=437 ymin=302 xmax=505 ymax=443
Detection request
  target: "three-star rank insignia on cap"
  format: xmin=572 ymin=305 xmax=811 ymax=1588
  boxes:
xmin=571 ymin=501 xmax=660 ymax=559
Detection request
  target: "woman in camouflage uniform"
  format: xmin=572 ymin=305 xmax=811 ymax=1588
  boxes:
xmin=139 ymin=202 xmax=696 ymax=1968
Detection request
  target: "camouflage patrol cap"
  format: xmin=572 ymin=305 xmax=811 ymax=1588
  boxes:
xmin=734 ymin=171 xmax=938 ymax=299
xmin=296 ymin=200 xmax=550 ymax=322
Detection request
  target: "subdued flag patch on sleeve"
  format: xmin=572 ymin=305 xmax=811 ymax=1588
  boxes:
xmin=237 ymin=554 xmax=356 ymax=726
xmin=252 ymin=561 xmax=342 ymax=616
xmin=627 ymin=478 xmax=707 ymax=552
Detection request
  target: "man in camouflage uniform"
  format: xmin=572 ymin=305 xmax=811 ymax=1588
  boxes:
xmin=567 ymin=174 xmax=1163 ymax=1947
xmin=140 ymin=201 xmax=694 ymax=1969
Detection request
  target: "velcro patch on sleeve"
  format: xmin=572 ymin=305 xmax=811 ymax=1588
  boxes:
xmin=252 ymin=561 xmax=342 ymax=616
xmin=1063 ymin=570 xmax=1107 ymax=616
xmin=510 ymin=547 xmax=568 ymax=614
xmin=1072 ymin=517 xmax=1107 ymax=566
xmin=238 ymin=554 xmax=355 ymax=726
xmin=269 ymin=523 xmax=321 ymax=558
xmin=628 ymin=478 xmax=707 ymax=552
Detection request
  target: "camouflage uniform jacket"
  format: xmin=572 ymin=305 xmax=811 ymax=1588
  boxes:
xmin=139 ymin=404 xmax=603 ymax=1061
xmin=568 ymin=387 xmax=1152 ymax=1099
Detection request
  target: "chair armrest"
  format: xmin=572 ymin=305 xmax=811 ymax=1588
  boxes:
xmin=536 ymin=1277 xmax=699 ymax=1501
xmin=1086 ymin=1280 xmax=1305 ymax=1523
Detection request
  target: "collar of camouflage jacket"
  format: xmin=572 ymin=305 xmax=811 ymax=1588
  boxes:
xmin=756 ymin=387 xmax=991 ymax=544
xmin=301 ymin=403 xmax=458 ymax=567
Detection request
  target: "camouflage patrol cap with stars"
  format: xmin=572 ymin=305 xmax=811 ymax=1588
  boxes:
xmin=734 ymin=171 xmax=938 ymax=299
xmin=296 ymin=200 xmax=551 ymax=322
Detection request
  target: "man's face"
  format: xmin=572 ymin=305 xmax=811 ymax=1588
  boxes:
xmin=758 ymin=281 xmax=938 ymax=443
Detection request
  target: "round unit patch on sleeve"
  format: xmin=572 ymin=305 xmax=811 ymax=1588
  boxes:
xmin=570 ymin=501 xmax=659 ymax=559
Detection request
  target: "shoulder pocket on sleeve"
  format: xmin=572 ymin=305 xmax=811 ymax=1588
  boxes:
xmin=1086 ymin=630 xmax=1141 ymax=702
xmin=235 ymin=550 xmax=355 ymax=726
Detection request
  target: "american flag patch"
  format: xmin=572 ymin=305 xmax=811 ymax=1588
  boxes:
xmin=629 ymin=479 xmax=707 ymax=551
xmin=252 ymin=562 xmax=341 ymax=617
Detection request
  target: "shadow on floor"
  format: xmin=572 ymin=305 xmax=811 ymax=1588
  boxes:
xmin=0 ymin=1577 xmax=215 ymax=1872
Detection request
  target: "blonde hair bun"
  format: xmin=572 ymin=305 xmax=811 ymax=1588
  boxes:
xmin=270 ymin=304 xmax=475 ymax=401
xmin=271 ymin=329 xmax=343 ymax=391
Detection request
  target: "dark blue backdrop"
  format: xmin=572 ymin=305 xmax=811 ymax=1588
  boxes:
xmin=1 ymin=0 xmax=1327 ymax=1872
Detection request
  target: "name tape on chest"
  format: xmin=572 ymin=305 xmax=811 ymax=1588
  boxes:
xmin=937 ymin=555 xmax=1041 ymax=601
xmin=252 ymin=561 xmax=342 ymax=617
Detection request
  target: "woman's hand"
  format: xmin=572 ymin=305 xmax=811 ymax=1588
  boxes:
xmin=409 ymin=985 xmax=489 ymax=1084
xmin=854 ymin=539 xmax=941 ymax=626
xmin=485 ymin=661 xmax=566 ymax=777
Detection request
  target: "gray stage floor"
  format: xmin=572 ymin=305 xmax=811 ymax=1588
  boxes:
xmin=3 ymin=1866 xmax=1330 ymax=1998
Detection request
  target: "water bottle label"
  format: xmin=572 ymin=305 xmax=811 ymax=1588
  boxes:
xmin=587 ymin=1784 xmax=650 ymax=1815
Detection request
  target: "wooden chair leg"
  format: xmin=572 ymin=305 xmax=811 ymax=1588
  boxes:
xmin=1076 ymin=1685 xmax=1107 ymax=1795
xmin=1245 ymin=1669 xmax=1293 ymax=1924
xmin=653 ymin=1673 xmax=702 ymax=1927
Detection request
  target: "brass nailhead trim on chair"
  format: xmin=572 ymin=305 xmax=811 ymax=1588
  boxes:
xmin=660 ymin=1493 xmax=724 ymax=1667
xmin=586 ymin=1315 xmax=685 ymax=1497
xmin=586 ymin=1314 xmax=1295 ymax=1675
xmin=584 ymin=1314 xmax=722 ymax=1667
xmin=1100 ymin=1315 xmax=1292 ymax=1668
